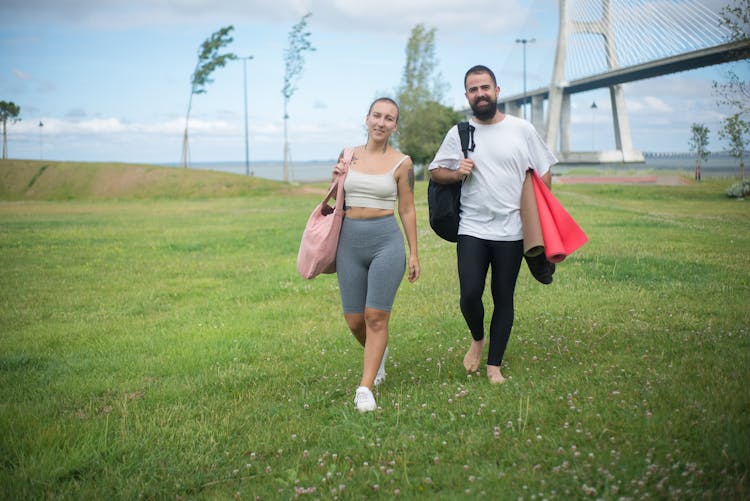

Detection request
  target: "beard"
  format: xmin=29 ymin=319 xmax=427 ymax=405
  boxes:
xmin=471 ymin=96 xmax=497 ymax=121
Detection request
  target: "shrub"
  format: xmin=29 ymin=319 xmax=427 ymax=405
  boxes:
xmin=726 ymin=179 xmax=750 ymax=198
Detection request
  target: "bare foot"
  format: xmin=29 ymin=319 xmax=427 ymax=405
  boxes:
xmin=463 ymin=339 xmax=484 ymax=372
xmin=487 ymin=366 xmax=506 ymax=385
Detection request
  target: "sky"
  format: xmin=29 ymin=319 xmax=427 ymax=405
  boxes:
xmin=0 ymin=0 xmax=746 ymax=165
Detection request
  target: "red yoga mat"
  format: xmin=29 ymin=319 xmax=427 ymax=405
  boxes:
xmin=531 ymin=170 xmax=588 ymax=263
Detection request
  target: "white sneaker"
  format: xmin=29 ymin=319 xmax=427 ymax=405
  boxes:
xmin=374 ymin=347 xmax=388 ymax=386
xmin=354 ymin=386 xmax=376 ymax=412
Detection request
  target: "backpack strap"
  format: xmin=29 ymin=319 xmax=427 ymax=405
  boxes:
xmin=457 ymin=122 xmax=476 ymax=158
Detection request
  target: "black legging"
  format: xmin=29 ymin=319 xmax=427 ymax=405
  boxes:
xmin=457 ymin=235 xmax=523 ymax=366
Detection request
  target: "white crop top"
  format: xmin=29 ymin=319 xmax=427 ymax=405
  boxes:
xmin=344 ymin=156 xmax=409 ymax=210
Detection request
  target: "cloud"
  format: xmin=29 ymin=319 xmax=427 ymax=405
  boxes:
xmin=627 ymin=95 xmax=673 ymax=113
xmin=0 ymin=0 xmax=305 ymax=28
xmin=6 ymin=111 xmax=365 ymax=162
xmin=12 ymin=116 xmax=232 ymax=137
xmin=0 ymin=0 xmax=530 ymax=34
xmin=327 ymin=0 xmax=530 ymax=34
xmin=64 ymin=108 xmax=87 ymax=119
xmin=12 ymin=69 xmax=31 ymax=80
xmin=3 ymin=0 xmax=737 ymax=161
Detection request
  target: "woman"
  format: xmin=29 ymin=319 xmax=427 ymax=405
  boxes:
xmin=333 ymin=97 xmax=420 ymax=412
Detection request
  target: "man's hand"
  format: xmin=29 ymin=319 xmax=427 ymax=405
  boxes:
xmin=431 ymin=162 xmax=473 ymax=184
xmin=457 ymin=158 xmax=474 ymax=180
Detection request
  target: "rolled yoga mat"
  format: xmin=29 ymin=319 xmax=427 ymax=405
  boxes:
xmin=521 ymin=171 xmax=545 ymax=257
xmin=530 ymin=169 xmax=588 ymax=263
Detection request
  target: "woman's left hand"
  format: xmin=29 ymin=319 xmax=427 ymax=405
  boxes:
xmin=407 ymin=256 xmax=420 ymax=283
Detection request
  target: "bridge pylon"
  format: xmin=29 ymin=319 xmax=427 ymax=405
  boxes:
xmin=546 ymin=0 xmax=644 ymax=163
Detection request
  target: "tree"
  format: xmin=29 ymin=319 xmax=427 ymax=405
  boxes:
xmin=688 ymin=123 xmax=710 ymax=181
xmin=719 ymin=113 xmax=749 ymax=180
xmin=0 ymin=100 xmax=21 ymax=160
xmin=282 ymin=13 xmax=315 ymax=183
xmin=397 ymin=25 xmax=447 ymax=107
xmin=713 ymin=0 xmax=750 ymax=116
xmin=395 ymin=24 xmax=452 ymax=179
xmin=181 ymin=26 xmax=237 ymax=168
xmin=399 ymin=100 xmax=464 ymax=173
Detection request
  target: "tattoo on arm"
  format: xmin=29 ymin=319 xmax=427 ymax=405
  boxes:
xmin=407 ymin=167 xmax=415 ymax=192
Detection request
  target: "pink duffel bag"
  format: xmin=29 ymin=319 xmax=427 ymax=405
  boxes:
xmin=296 ymin=148 xmax=354 ymax=279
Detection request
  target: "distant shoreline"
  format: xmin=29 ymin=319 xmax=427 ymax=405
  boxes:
xmin=164 ymin=153 xmax=745 ymax=183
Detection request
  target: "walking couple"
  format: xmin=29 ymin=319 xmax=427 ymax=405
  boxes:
xmin=329 ymin=65 xmax=556 ymax=412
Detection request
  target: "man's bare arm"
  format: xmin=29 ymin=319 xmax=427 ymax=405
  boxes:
xmin=430 ymin=166 xmax=467 ymax=184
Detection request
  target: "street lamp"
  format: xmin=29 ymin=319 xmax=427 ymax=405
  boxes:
xmin=515 ymin=38 xmax=535 ymax=120
xmin=38 ymin=121 xmax=44 ymax=160
xmin=590 ymin=101 xmax=598 ymax=150
xmin=240 ymin=56 xmax=254 ymax=176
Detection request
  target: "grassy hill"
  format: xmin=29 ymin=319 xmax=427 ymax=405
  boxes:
xmin=0 ymin=159 xmax=303 ymax=200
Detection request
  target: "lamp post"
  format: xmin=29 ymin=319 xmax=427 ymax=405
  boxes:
xmin=590 ymin=101 xmax=598 ymax=150
xmin=515 ymin=37 xmax=535 ymax=120
xmin=240 ymin=56 xmax=254 ymax=176
xmin=38 ymin=121 xmax=44 ymax=160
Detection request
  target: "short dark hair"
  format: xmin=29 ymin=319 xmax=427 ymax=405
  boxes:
xmin=368 ymin=97 xmax=400 ymax=122
xmin=464 ymin=65 xmax=497 ymax=89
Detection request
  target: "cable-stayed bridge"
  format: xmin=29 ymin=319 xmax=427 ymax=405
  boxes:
xmin=498 ymin=0 xmax=750 ymax=163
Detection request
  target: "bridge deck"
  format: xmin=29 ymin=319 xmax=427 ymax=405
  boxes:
xmin=500 ymin=39 xmax=750 ymax=104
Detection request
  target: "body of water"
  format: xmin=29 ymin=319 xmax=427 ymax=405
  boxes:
xmin=170 ymin=153 xmax=745 ymax=183
xmin=558 ymin=153 xmax=743 ymax=178
xmin=171 ymin=160 xmax=337 ymax=183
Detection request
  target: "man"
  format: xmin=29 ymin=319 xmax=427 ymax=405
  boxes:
xmin=428 ymin=65 xmax=556 ymax=384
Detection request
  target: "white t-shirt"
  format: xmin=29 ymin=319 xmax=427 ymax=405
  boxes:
xmin=428 ymin=115 xmax=557 ymax=241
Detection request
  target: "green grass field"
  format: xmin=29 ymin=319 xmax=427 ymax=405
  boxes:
xmin=1 ymin=160 xmax=748 ymax=499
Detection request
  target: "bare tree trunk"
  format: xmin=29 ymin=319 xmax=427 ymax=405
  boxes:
xmin=181 ymin=126 xmax=190 ymax=168
xmin=2 ymin=120 xmax=6 ymax=160
xmin=694 ymin=158 xmax=701 ymax=181
xmin=740 ymin=153 xmax=745 ymax=181
xmin=181 ymin=93 xmax=194 ymax=168
xmin=283 ymin=101 xmax=290 ymax=182
xmin=283 ymin=139 xmax=290 ymax=183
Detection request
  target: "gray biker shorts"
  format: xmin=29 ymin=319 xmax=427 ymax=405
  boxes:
xmin=336 ymin=215 xmax=406 ymax=313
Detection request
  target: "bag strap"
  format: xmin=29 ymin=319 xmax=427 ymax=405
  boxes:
xmin=331 ymin=147 xmax=355 ymax=211
xmin=457 ymin=122 xmax=475 ymax=159
xmin=337 ymin=147 xmax=355 ymax=177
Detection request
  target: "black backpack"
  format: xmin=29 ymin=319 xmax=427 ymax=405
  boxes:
xmin=428 ymin=122 xmax=475 ymax=242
